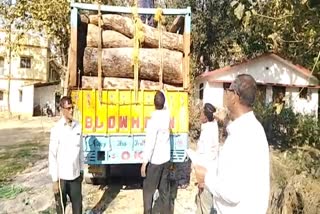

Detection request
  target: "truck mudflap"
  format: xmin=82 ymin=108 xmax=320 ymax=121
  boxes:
xmin=83 ymin=133 xmax=188 ymax=164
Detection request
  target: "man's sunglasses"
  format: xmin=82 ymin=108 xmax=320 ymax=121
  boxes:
xmin=62 ymin=106 xmax=74 ymax=111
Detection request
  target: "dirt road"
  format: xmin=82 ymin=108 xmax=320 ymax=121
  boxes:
xmin=0 ymin=117 xmax=197 ymax=214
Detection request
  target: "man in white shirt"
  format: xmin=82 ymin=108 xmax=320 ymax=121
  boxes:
xmin=195 ymin=74 xmax=270 ymax=214
xmin=49 ymin=96 xmax=84 ymax=214
xmin=141 ymin=90 xmax=171 ymax=214
xmin=195 ymin=103 xmax=219 ymax=214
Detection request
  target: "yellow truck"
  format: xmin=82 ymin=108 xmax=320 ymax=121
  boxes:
xmin=67 ymin=2 xmax=191 ymax=183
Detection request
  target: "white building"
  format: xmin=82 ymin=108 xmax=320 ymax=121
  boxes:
xmin=0 ymin=29 xmax=60 ymax=116
xmin=195 ymin=53 xmax=320 ymax=116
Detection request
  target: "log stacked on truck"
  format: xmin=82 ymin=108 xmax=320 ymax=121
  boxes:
xmin=79 ymin=14 xmax=185 ymax=89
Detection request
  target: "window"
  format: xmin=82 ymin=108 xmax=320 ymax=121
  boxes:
xmin=272 ymin=86 xmax=286 ymax=102
xmin=0 ymin=91 xmax=4 ymax=101
xmin=20 ymin=56 xmax=31 ymax=69
xmin=199 ymin=83 xmax=204 ymax=100
xmin=19 ymin=89 xmax=23 ymax=102
xmin=299 ymin=87 xmax=308 ymax=99
xmin=256 ymin=84 xmax=267 ymax=105
xmin=0 ymin=57 xmax=4 ymax=75
xmin=223 ymin=82 xmax=231 ymax=90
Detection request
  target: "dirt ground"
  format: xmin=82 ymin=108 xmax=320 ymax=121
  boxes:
xmin=0 ymin=117 xmax=198 ymax=214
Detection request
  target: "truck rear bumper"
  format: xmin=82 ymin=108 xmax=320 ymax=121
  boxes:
xmin=83 ymin=133 xmax=189 ymax=164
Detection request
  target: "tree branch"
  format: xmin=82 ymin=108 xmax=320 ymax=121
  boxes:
xmin=253 ymin=13 xmax=293 ymax=20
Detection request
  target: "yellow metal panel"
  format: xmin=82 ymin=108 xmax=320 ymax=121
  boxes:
xmin=179 ymin=92 xmax=189 ymax=132
xmin=95 ymin=91 xmax=107 ymax=134
xmin=71 ymin=90 xmax=83 ymax=122
xmin=131 ymin=91 xmax=143 ymax=133
xmin=107 ymin=90 xmax=119 ymax=134
xmin=118 ymin=91 xmax=131 ymax=133
xmin=82 ymin=90 xmax=96 ymax=134
xmin=73 ymin=89 xmax=189 ymax=134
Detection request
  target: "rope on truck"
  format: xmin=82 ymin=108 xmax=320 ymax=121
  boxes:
xmin=154 ymin=8 xmax=165 ymax=90
xmin=132 ymin=0 xmax=145 ymax=102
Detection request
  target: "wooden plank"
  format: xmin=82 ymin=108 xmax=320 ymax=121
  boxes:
xmin=69 ymin=7 xmax=78 ymax=87
xmin=183 ymin=8 xmax=191 ymax=89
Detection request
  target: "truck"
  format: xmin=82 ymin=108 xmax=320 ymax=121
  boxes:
xmin=67 ymin=1 xmax=191 ymax=183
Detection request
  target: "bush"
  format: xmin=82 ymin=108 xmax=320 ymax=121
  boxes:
xmin=254 ymin=103 xmax=319 ymax=150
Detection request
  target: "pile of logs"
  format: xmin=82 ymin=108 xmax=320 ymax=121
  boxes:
xmin=79 ymin=14 xmax=185 ymax=90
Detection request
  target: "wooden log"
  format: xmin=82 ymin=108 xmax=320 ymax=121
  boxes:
xmin=83 ymin=47 xmax=183 ymax=85
xmin=87 ymin=24 xmax=134 ymax=48
xmin=169 ymin=16 xmax=184 ymax=33
xmin=87 ymin=14 xmax=184 ymax=52
xmin=82 ymin=76 xmax=182 ymax=90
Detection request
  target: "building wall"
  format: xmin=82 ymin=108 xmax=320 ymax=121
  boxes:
xmin=34 ymin=84 xmax=59 ymax=115
xmin=291 ymin=88 xmax=319 ymax=116
xmin=0 ymin=30 xmax=50 ymax=114
xmin=207 ymin=57 xmax=318 ymax=86
xmin=198 ymin=57 xmax=319 ymax=116
xmin=21 ymin=84 xmax=34 ymax=116
xmin=197 ymin=81 xmax=224 ymax=108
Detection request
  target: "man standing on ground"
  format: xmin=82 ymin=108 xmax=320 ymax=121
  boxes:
xmin=141 ymin=90 xmax=171 ymax=214
xmin=49 ymin=96 xmax=84 ymax=214
xmin=195 ymin=74 xmax=270 ymax=214
xmin=194 ymin=103 xmax=219 ymax=214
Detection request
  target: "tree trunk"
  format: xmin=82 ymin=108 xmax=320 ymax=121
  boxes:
xmin=87 ymin=14 xmax=184 ymax=52
xmin=82 ymin=76 xmax=182 ymax=90
xmin=87 ymin=24 xmax=134 ymax=48
xmin=83 ymin=47 xmax=183 ymax=85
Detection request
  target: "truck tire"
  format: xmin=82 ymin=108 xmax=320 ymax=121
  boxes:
xmin=84 ymin=165 xmax=110 ymax=185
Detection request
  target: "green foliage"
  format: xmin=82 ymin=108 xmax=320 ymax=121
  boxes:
xmin=1 ymin=0 xmax=320 ymax=78
xmin=254 ymin=103 xmax=320 ymax=150
xmin=167 ymin=0 xmax=320 ymax=77
xmin=294 ymin=115 xmax=320 ymax=149
xmin=0 ymin=184 xmax=25 ymax=200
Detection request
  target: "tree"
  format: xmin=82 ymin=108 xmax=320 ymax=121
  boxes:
xmin=164 ymin=0 xmax=320 ymax=78
xmin=0 ymin=0 xmax=122 ymax=82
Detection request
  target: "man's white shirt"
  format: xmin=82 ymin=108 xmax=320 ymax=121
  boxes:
xmin=49 ymin=117 xmax=84 ymax=182
xmin=142 ymin=109 xmax=171 ymax=165
xmin=205 ymin=111 xmax=270 ymax=214
xmin=196 ymin=121 xmax=219 ymax=169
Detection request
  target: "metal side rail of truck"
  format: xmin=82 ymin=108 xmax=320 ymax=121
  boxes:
xmin=67 ymin=1 xmax=191 ymax=184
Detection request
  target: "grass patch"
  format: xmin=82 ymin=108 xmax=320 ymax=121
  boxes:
xmin=0 ymin=142 xmax=48 ymax=184
xmin=0 ymin=184 xmax=25 ymax=199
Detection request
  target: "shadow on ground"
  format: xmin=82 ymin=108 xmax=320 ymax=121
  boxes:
xmin=87 ymin=164 xmax=143 ymax=214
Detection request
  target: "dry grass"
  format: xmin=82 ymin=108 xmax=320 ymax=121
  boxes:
xmin=268 ymin=148 xmax=320 ymax=214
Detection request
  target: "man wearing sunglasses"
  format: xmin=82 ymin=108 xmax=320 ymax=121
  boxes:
xmin=49 ymin=96 xmax=84 ymax=214
xmin=194 ymin=74 xmax=270 ymax=214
